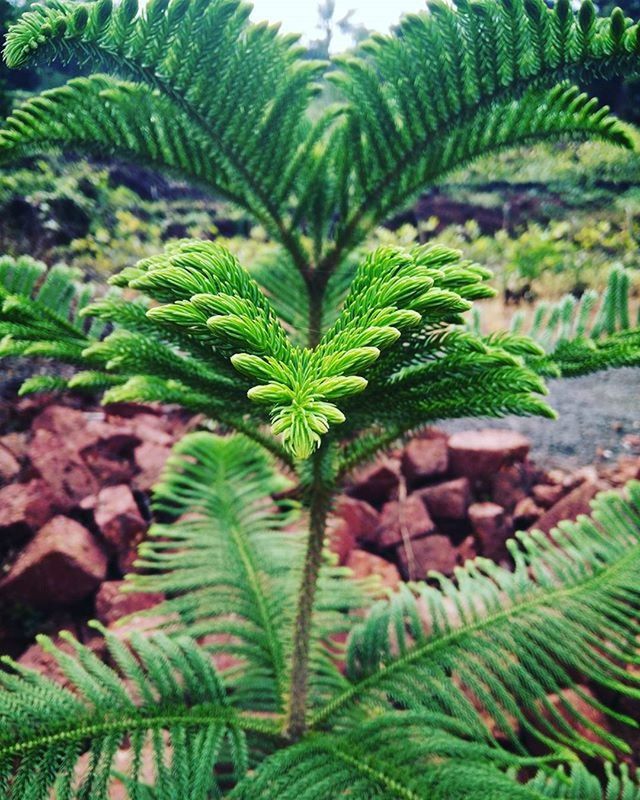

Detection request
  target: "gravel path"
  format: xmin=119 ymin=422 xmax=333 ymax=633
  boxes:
xmin=442 ymin=367 xmax=640 ymax=470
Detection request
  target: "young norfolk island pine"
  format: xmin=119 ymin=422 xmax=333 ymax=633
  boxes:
xmin=0 ymin=0 xmax=640 ymax=796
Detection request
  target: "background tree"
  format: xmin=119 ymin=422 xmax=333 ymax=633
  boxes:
xmin=307 ymin=0 xmax=370 ymax=58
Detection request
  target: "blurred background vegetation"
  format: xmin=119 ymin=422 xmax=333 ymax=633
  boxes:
xmin=0 ymin=0 xmax=638 ymax=317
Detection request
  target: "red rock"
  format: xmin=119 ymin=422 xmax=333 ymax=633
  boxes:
xmin=532 ymin=483 xmax=564 ymax=508
xmin=0 ymin=432 xmax=28 ymax=461
xmin=0 ymin=479 xmax=56 ymax=531
xmin=334 ymin=496 xmax=379 ymax=545
xmin=0 ymin=444 xmax=20 ymax=483
xmin=377 ymin=495 xmax=436 ymax=548
xmin=567 ymin=465 xmax=599 ymax=488
xmin=94 ymin=485 xmax=147 ymax=572
xmin=133 ymin=441 xmax=172 ymax=491
xmin=0 ymin=516 xmax=108 ymax=607
xmin=81 ymin=436 xmax=137 ymax=485
xmin=32 ymin=405 xmax=127 ymax=446
xmin=513 ymin=497 xmax=543 ymax=528
xmin=622 ymin=433 xmax=640 ymax=453
xmin=397 ymin=534 xmax=458 ymax=580
xmin=105 ymin=403 xmax=188 ymax=437
xmin=491 ymin=464 xmax=528 ymax=513
xmin=29 ymin=427 xmax=98 ymax=506
xmin=348 ymin=458 xmax=402 ymax=507
xmin=95 ymin=580 xmax=163 ymax=626
xmin=417 ymin=477 xmax=471 ymax=520
xmin=401 ymin=438 xmax=448 ymax=487
xmin=103 ymin=402 xmax=162 ymax=418
xmin=469 ymin=502 xmax=512 ymax=561
xmin=546 ymin=468 xmax=568 ymax=486
xmin=532 ymin=481 xmax=600 ymax=535
xmin=415 ymin=428 xmax=449 ymax=443
xmin=30 ymin=405 xmax=141 ymax=499
xmin=448 ymin=429 xmax=530 ymax=482
xmin=457 ymin=535 xmax=477 ymax=564
xmin=327 ymin=518 xmax=356 ymax=565
xmin=602 ymin=457 xmax=640 ymax=487
xmin=346 ymin=549 xmax=401 ymax=592
xmin=31 ymin=406 xmax=106 ymax=455
xmin=127 ymin=419 xmax=174 ymax=447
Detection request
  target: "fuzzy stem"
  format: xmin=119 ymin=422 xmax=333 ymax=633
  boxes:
xmin=307 ymin=288 xmax=325 ymax=348
xmin=286 ymin=449 xmax=332 ymax=739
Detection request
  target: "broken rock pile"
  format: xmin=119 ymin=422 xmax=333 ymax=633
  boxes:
xmin=330 ymin=427 xmax=635 ymax=587
xmin=1 ymin=394 xmax=638 ymax=673
xmin=0 ymin=395 xmax=193 ymax=656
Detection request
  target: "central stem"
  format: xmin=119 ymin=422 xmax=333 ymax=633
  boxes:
xmin=286 ymin=449 xmax=332 ymax=739
xmin=308 ymin=290 xmax=324 ymax=348
xmin=307 ymin=267 xmax=330 ymax=348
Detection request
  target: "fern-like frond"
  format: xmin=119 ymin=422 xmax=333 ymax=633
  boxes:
xmin=128 ymin=431 xmax=296 ymax=716
xmin=83 ymin=329 xmax=243 ymax=407
xmin=0 ymin=255 xmax=103 ymax=342
xmin=0 ymin=627 xmax=270 ymax=799
xmin=5 ymin=0 xmax=639 ymax=279
xmin=310 ymin=481 xmax=640 ymax=763
xmin=128 ymin=431 xmax=367 ymax=718
xmin=0 ymin=254 xmax=107 ymax=373
xmin=333 ymin=257 xmax=553 ymax=465
xmin=113 ymin=240 xmax=558 ymax=459
xmin=231 ymin=711 xmax=559 ymax=800
xmin=323 ymin=0 xmax=640 ymax=260
xmin=0 ymin=248 xmax=294 ymax=456
xmin=251 ymin=249 xmax=310 ymax=346
xmin=2 ymin=0 xmax=323 ymax=266
xmin=343 ymin=263 xmax=639 ymax=470
xmin=338 ymin=330 xmax=553 ymax=453
xmin=311 ymin=84 xmax=632 ymax=266
xmin=0 ymin=75 xmax=267 ymax=210
xmin=527 ymin=763 xmax=640 ymax=799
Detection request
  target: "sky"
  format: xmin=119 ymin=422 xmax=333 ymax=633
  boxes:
xmin=248 ymin=0 xmax=427 ymax=51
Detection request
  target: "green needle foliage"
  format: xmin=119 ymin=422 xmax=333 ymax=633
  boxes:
xmin=468 ymin=264 xmax=640 ymax=379
xmin=0 ymin=627 xmax=260 ymax=798
xmin=2 ymin=448 xmax=640 ymax=798
xmin=130 ymin=432 xmax=368 ymax=715
xmin=0 ymin=0 xmax=640 ymax=796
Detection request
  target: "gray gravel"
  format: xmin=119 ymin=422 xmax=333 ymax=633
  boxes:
xmin=441 ymin=367 xmax=640 ymax=470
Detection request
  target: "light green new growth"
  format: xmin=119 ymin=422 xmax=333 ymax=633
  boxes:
xmin=0 ymin=0 xmax=640 ymax=796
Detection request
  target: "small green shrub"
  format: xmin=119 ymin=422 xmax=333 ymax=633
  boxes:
xmin=433 ymin=218 xmax=640 ymax=297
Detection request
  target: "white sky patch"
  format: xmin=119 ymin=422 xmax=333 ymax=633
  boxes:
xmin=248 ymin=0 xmax=427 ymax=51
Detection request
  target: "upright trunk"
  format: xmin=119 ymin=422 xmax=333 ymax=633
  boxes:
xmin=286 ymin=448 xmax=332 ymax=739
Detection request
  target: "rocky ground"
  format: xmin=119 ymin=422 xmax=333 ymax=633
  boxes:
xmin=0 ymin=393 xmax=193 ymax=659
xmin=0 ymin=391 xmax=637 ymax=650
xmin=332 ymin=426 xmax=638 ymax=588
xmin=443 ymin=366 xmax=640 ymax=469
xmin=0 ymin=392 xmax=638 ymax=775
